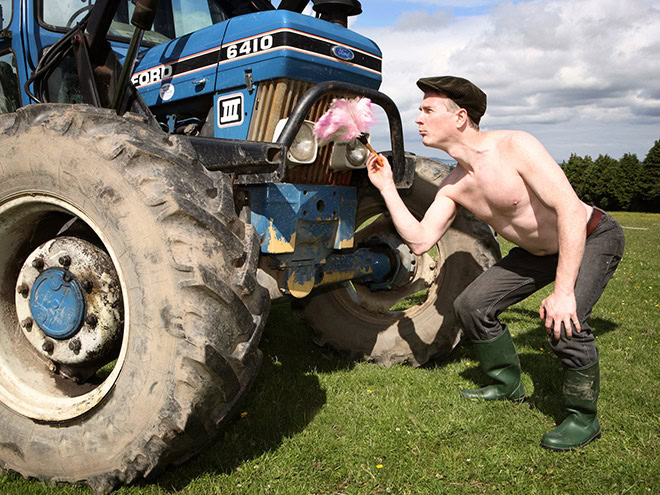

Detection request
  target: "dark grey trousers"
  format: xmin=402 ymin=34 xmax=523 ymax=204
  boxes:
xmin=454 ymin=209 xmax=625 ymax=368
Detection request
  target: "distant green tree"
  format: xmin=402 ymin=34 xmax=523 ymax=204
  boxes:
xmin=562 ymin=154 xmax=594 ymax=202
xmin=562 ymin=140 xmax=659 ymax=212
xmin=639 ymin=140 xmax=660 ymax=212
xmin=593 ymin=154 xmax=619 ymax=209
xmin=615 ymin=153 xmax=642 ymax=211
xmin=580 ymin=155 xmax=598 ymax=204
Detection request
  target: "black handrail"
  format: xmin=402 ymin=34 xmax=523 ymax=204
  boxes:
xmin=276 ymin=81 xmax=407 ymax=184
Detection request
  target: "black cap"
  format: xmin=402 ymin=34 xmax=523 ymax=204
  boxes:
xmin=416 ymin=76 xmax=487 ymax=125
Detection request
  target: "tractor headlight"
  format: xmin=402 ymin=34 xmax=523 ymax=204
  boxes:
xmin=346 ymin=139 xmax=369 ymax=167
xmin=329 ymin=136 xmax=370 ymax=171
xmin=273 ymin=119 xmax=318 ymax=166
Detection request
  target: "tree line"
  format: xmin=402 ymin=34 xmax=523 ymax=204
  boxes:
xmin=561 ymin=139 xmax=660 ymax=213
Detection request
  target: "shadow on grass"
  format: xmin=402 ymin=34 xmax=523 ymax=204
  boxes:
xmin=154 ymin=302 xmax=621 ymax=491
xmin=457 ymin=307 xmax=619 ymax=423
xmin=152 ymin=302 xmax=356 ymax=492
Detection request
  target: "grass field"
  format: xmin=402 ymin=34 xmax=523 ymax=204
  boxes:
xmin=1 ymin=212 xmax=658 ymax=495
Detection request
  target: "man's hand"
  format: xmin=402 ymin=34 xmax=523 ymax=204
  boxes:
xmin=366 ymin=153 xmax=394 ymax=192
xmin=539 ymin=290 xmax=581 ymax=340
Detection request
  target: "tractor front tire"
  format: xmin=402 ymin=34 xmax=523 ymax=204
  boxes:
xmin=0 ymin=105 xmax=269 ymax=492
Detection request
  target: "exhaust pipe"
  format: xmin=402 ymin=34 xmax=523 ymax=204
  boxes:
xmin=312 ymin=0 xmax=362 ymax=27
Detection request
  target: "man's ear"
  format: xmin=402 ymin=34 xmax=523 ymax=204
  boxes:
xmin=455 ymin=108 xmax=469 ymax=128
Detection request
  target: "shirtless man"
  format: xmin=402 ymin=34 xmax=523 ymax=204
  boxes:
xmin=366 ymin=76 xmax=625 ymax=451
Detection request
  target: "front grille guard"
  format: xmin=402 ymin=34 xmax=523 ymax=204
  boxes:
xmin=188 ymin=81 xmax=413 ymax=188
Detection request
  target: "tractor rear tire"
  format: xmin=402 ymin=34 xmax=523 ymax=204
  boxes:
xmin=295 ymin=156 xmax=500 ymax=367
xmin=0 ymin=104 xmax=269 ymax=493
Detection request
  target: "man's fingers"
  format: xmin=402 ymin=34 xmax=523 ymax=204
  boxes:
xmin=544 ymin=314 xmax=553 ymax=334
xmin=553 ymin=320 xmax=562 ymax=340
xmin=573 ymin=318 xmax=581 ymax=333
xmin=543 ymin=311 xmax=551 ymax=328
xmin=563 ymin=319 xmax=573 ymax=340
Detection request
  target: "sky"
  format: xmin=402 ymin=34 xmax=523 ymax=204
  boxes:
xmin=338 ymin=0 xmax=660 ymax=163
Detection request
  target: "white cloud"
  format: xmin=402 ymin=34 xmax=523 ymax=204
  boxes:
xmin=393 ymin=9 xmax=453 ymax=30
xmin=360 ymin=0 xmax=660 ymax=161
xmin=389 ymin=0 xmax=502 ymax=6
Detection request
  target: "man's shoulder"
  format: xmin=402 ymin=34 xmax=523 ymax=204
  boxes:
xmin=437 ymin=166 xmax=467 ymax=198
xmin=484 ymin=131 xmax=549 ymax=165
xmin=487 ymin=129 xmax=535 ymax=147
xmin=440 ymin=166 xmax=465 ymax=186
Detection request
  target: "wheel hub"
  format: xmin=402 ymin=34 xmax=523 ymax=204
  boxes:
xmin=15 ymin=236 xmax=123 ymax=376
xmin=350 ymin=233 xmax=440 ymax=314
xmin=363 ymin=233 xmax=417 ymax=290
xmin=30 ymin=267 xmax=87 ymax=340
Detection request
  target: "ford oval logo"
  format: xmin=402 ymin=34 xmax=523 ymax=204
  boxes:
xmin=332 ymin=45 xmax=355 ymax=61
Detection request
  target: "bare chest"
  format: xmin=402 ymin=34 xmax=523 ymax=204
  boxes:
xmin=450 ymin=166 xmax=532 ymax=222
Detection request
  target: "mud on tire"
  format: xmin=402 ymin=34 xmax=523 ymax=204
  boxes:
xmin=0 ymin=104 xmax=269 ymax=492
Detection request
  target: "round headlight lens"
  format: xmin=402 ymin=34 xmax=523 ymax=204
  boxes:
xmin=289 ymin=122 xmax=317 ymax=163
xmin=346 ymin=139 xmax=369 ymax=167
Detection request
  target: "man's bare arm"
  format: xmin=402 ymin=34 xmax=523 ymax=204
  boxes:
xmin=512 ymin=132 xmax=588 ymax=339
xmin=366 ymin=153 xmax=457 ymax=255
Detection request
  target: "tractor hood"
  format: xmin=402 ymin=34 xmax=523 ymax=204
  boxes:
xmin=131 ymin=9 xmax=382 ymax=107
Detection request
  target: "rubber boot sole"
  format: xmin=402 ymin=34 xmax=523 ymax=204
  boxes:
xmin=540 ymin=431 xmax=601 ymax=452
xmin=460 ymin=381 xmax=526 ymax=402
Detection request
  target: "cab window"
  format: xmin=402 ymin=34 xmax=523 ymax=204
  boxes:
xmin=40 ymin=0 xmax=235 ymax=43
xmin=0 ymin=51 xmax=20 ymax=114
xmin=0 ymin=0 xmax=11 ymax=30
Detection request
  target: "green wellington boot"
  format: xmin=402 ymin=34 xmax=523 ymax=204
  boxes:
xmin=460 ymin=327 xmax=526 ymax=402
xmin=541 ymin=360 xmax=601 ymax=451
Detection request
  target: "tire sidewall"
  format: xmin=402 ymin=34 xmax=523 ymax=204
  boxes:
xmin=0 ymin=122 xmax=181 ymax=478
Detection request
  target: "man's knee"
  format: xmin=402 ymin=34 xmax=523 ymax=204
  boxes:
xmin=454 ymin=288 xmax=472 ymax=323
xmin=454 ymin=287 xmax=485 ymax=333
xmin=454 ymin=282 xmax=507 ymax=341
xmin=549 ymin=329 xmax=597 ymax=368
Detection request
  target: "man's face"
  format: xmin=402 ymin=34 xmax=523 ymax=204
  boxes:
xmin=414 ymin=93 xmax=460 ymax=148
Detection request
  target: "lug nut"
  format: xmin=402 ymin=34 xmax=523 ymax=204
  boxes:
xmin=42 ymin=340 xmax=54 ymax=353
xmin=85 ymin=314 xmax=98 ymax=328
xmin=82 ymin=279 xmax=93 ymax=293
xmin=68 ymin=339 xmax=81 ymax=354
xmin=62 ymin=271 xmax=73 ymax=283
xmin=59 ymin=255 xmax=71 ymax=267
xmin=21 ymin=317 xmax=33 ymax=331
xmin=32 ymin=258 xmax=45 ymax=270
xmin=17 ymin=283 xmax=29 ymax=298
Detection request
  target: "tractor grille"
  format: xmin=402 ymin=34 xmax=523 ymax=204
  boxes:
xmin=248 ymin=78 xmax=352 ymax=186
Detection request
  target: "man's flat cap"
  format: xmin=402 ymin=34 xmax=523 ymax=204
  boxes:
xmin=416 ymin=76 xmax=487 ymax=124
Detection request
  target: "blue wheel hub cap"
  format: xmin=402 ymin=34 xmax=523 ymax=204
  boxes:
xmin=29 ymin=268 xmax=86 ymax=340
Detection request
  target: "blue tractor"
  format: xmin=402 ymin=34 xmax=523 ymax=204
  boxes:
xmin=0 ymin=0 xmax=499 ymax=491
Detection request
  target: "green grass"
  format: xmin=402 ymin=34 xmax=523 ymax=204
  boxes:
xmin=2 ymin=212 xmax=658 ymax=494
